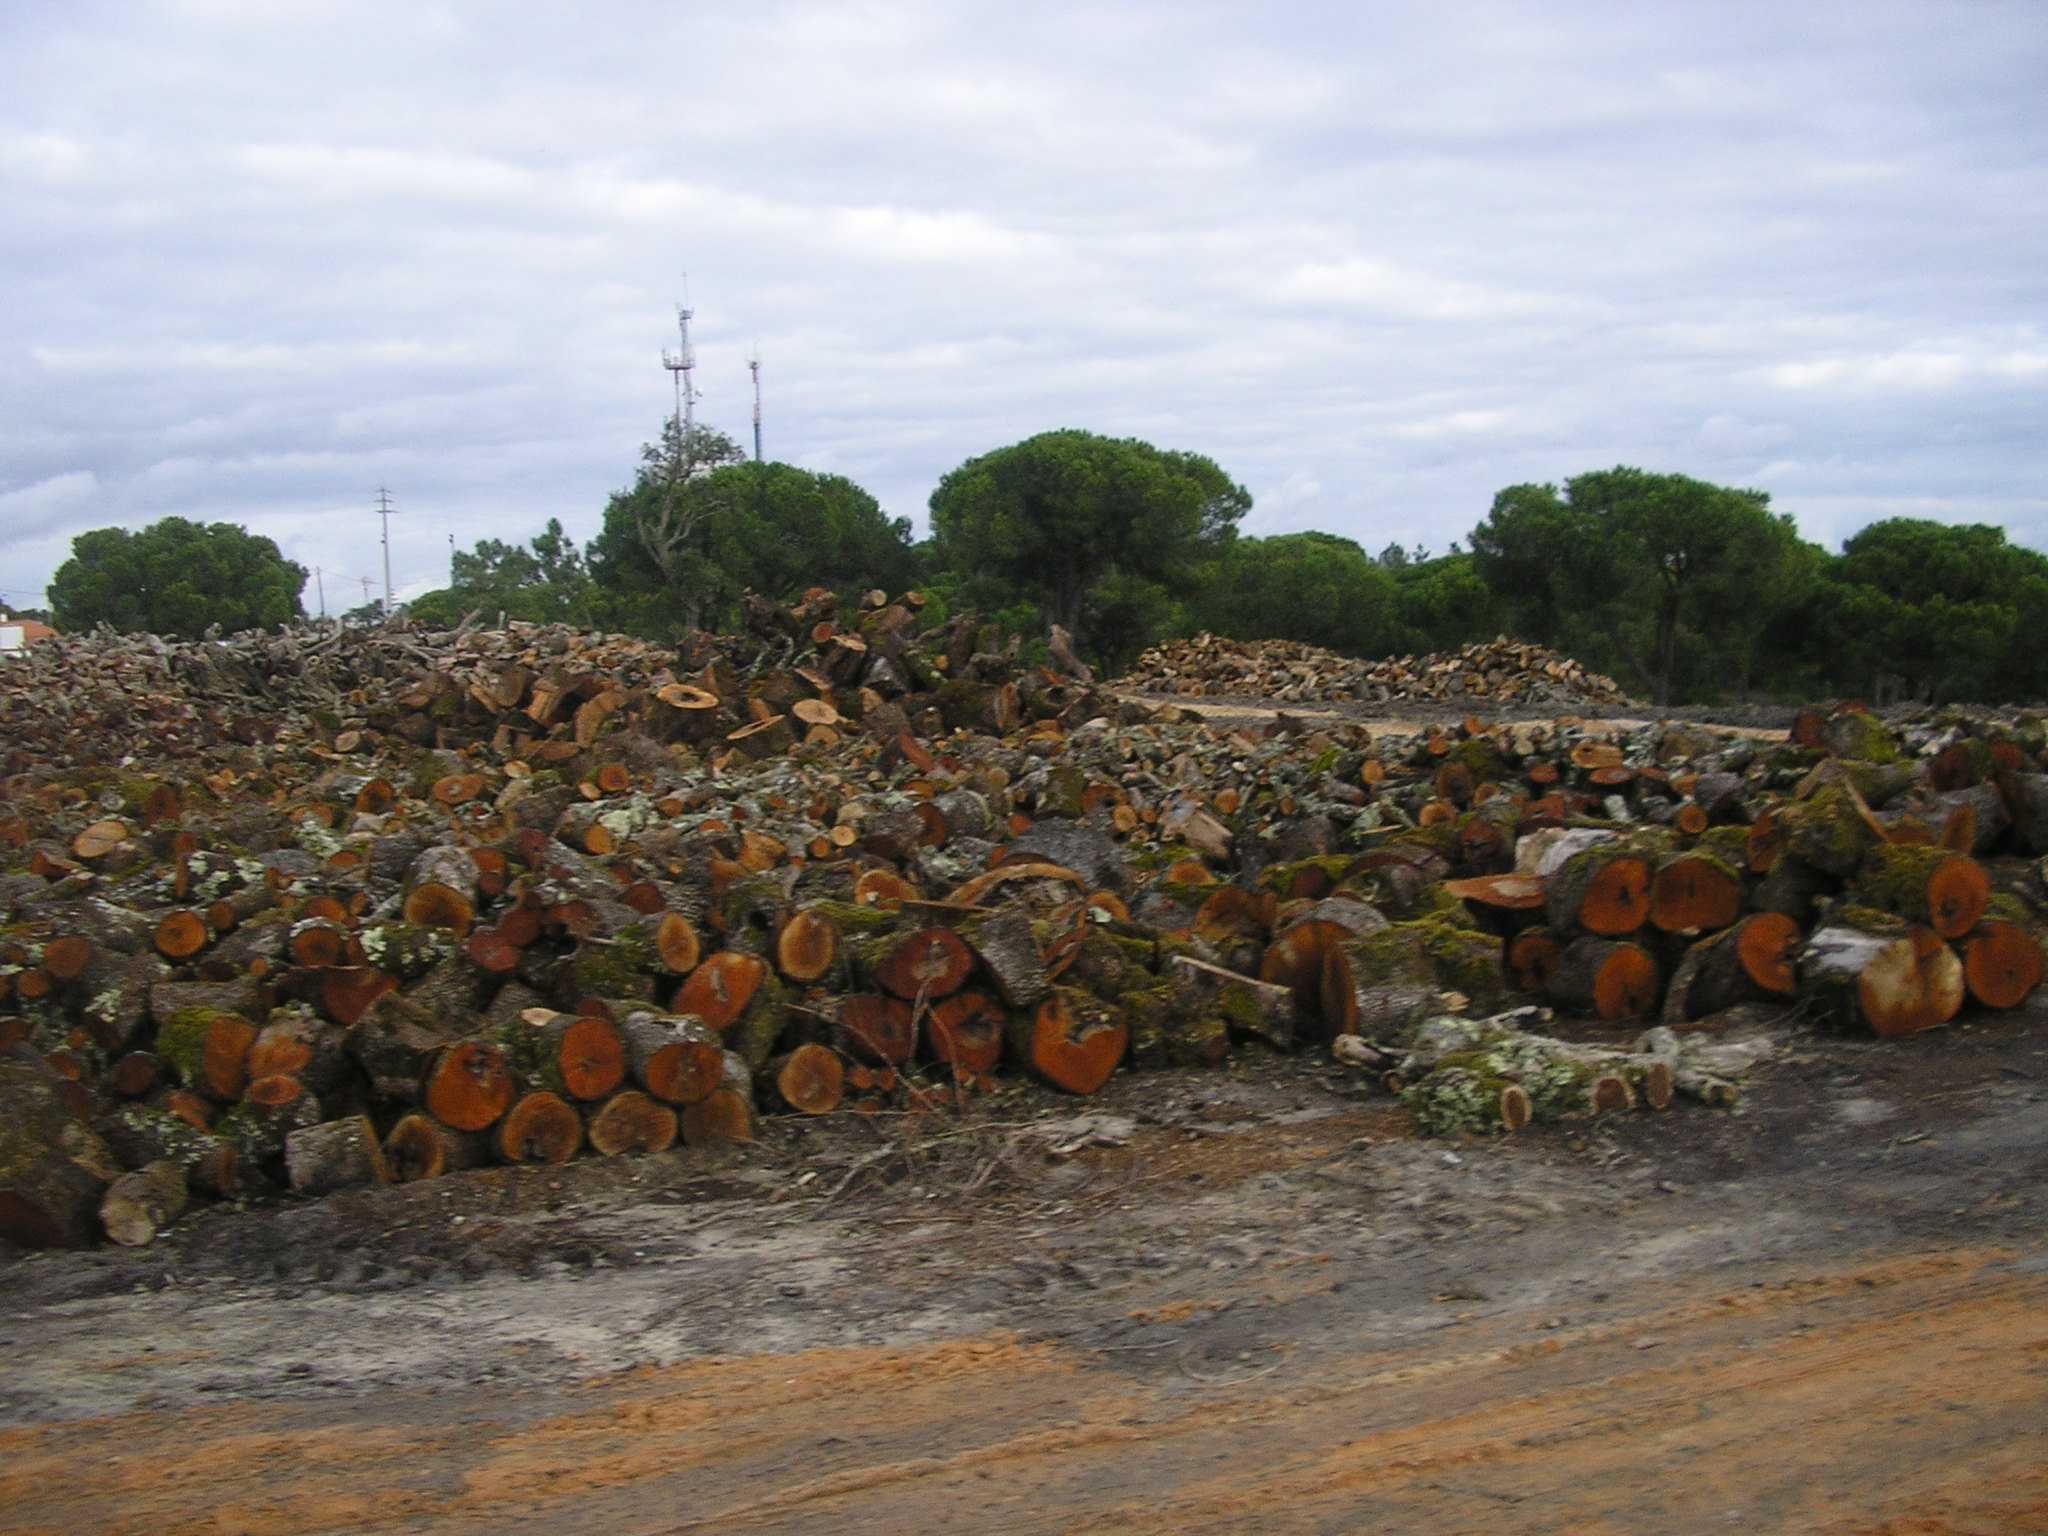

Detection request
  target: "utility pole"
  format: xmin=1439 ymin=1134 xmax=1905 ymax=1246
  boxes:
xmin=374 ymin=487 xmax=397 ymax=614
xmin=448 ymin=531 xmax=456 ymax=583
xmin=749 ymin=348 xmax=763 ymax=463
xmin=314 ymin=566 xmax=326 ymax=619
xmin=359 ymin=575 xmax=373 ymax=606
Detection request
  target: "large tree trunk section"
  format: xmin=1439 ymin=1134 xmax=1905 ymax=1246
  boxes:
xmin=1006 ymin=987 xmax=1127 ymax=1095
xmin=494 ymin=1090 xmax=584 ymax=1165
xmin=1259 ymin=919 xmax=1356 ymax=1028
xmin=1779 ymin=786 xmax=1880 ymax=880
xmin=1800 ymin=923 xmax=1965 ymax=1037
xmin=1548 ymin=937 xmax=1660 ymax=1021
xmin=680 ymin=1052 xmax=756 ymax=1146
xmin=925 ymin=991 xmax=1004 ymax=1077
xmin=1318 ymin=933 xmax=1439 ymax=1043
xmin=349 ymin=992 xmax=462 ymax=1104
xmin=586 ymin=1090 xmax=680 ymax=1155
xmin=285 ymin=1115 xmax=391 ymax=1195
xmin=383 ymin=1113 xmax=488 ymax=1182
xmin=508 ymin=1010 xmax=626 ymax=1101
xmin=1544 ymin=847 xmax=1652 ymax=936
xmin=1668 ymin=912 xmax=1802 ymax=1020
xmin=619 ymin=1011 xmax=726 ymax=1104
xmin=1961 ymin=920 xmax=2044 ymax=1009
xmin=424 ymin=1039 xmax=516 ymax=1131
xmin=100 ymin=1160 xmax=188 ymax=1246
xmin=1648 ymin=853 xmax=1743 ymax=936
xmin=763 ymin=1044 xmax=845 ymax=1115
xmin=1853 ymin=846 xmax=1990 ymax=939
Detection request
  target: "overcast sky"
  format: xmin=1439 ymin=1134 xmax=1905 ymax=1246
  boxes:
xmin=3 ymin=1 xmax=2044 ymax=614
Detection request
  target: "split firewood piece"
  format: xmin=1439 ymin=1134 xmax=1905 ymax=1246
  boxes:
xmin=155 ymin=1008 xmax=257 ymax=1102
xmin=587 ymin=1090 xmax=680 ymax=1155
xmin=1647 ymin=852 xmax=1743 ymax=935
xmin=926 ymin=990 xmax=1004 ymax=1076
xmin=402 ymin=845 xmax=481 ymax=934
xmin=1852 ymin=845 xmax=1990 ymax=939
xmin=726 ymin=714 xmax=795 ymax=760
xmin=1799 ymin=922 xmax=1965 ymax=1037
xmin=1007 ymin=987 xmax=1128 ymax=1095
xmin=763 ymin=1043 xmax=845 ymax=1115
xmin=1548 ymin=937 xmax=1660 ymax=1021
xmin=1441 ymin=874 xmax=1546 ymax=913
xmin=154 ymin=908 xmax=212 ymax=961
xmin=853 ymin=867 xmax=919 ymax=910
xmin=510 ymin=1008 xmax=626 ymax=1101
xmin=1961 ymin=919 xmax=2044 ymax=1009
xmin=836 ymin=993 xmax=918 ymax=1066
xmin=947 ymin=861 xmax=1085 ymax=910
xmin=424 ymin=1039 xmax=517 ymax=1131
xmin=100 ymin=1160 xmax=188 ymax=1246
xmin=383 ymin=1113 xmax=489 ymax=1182
xmin=286 ymin=1115 xmax=391 ymax=1195
xmin=71 ymin=818 xmax=132 ymax=862
xmin=619 ymin=1011 xmax=727 ymax=1104
xmin=775 ymin=906 xmax=839 ymax=983
xmin=875 ymin=926 xmax=975 ymax=1001
xmin=1544 ymin=845 xmax=1652 ymax=937
xmin=680 ymin=1051 xmax=757 ymax=1146
xmin=319 ymin=965 xmax=400 ymax=1026
xmin=494 ymin=1090 xmax=584 ymax=1165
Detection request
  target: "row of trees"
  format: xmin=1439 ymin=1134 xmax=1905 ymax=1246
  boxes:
xmin=41 ymin=424 xmax=2048 ymax=705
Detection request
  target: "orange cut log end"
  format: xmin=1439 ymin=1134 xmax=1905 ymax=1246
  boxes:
xmin=495 ymin=1091 xmax=583 ymax=1165
xmin=1963 ymin=920 xmax=2044 ymax=1010
xmin=1578 ymin=857 xmax=1653 ymax=936
xmin=875 ymin=927 xmax=975 ymax=1001
xmin=425 ymin=1040 xmax=516 ymax=1131
xmin=1649 ymin=855 xmax=1743 ymax=935
xmin=1735 ymin=912 xmax=1801 ymax=996
xmin=771 ymin=1044 xmax=846 ymax=1116
xmin=1020 ymin=991 xmax=1127 ymax=1095
xmin=154 ymin=910 xmax=211 ymax=961
xmin=587 ymin=1090 xmax=679 ymax=1155
xmin=927 ymin=991 xmax=1005 ymax=1076
xmin=672 ymin=951 xmax=767 ymax=1032
xmin=775 ymin=908 xmax=839 ymax=983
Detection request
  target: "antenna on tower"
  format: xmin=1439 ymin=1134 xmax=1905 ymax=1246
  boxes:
xmin=660 ymin=278 xmax=699 ymax=442
xmin=748 ymin=345 xmax=763 ymax=463
xmin=374 ymin=487 xmax=398 ymax=615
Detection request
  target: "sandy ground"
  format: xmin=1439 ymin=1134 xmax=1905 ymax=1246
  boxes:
xmin=4 ymin=995 xmax=2046 ymax=1534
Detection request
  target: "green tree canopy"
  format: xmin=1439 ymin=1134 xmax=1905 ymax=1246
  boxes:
xmin=1469 ymin=468 xmax=1802 ymax=704
xmin=586 ymin=427 xmax=913 ymax=637
xmin=49 ymin=518 xmax=306 ymax=638
xmin=926 ymin=429 xmax=1249 ymax=655
xmin=407 ymin=518 xmax=596 ymax=628
xmin=1192 ymin=532 xmax=1400 ymax=656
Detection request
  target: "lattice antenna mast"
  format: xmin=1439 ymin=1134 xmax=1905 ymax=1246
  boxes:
xmin=374 ymin=487 xmax=398 ymax=614
xmin=660 ymin=283 xmax=699 ymax=446
xmin=748 ymin=346 xmax=763 ymax=463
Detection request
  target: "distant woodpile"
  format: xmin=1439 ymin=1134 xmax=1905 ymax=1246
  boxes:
xmin=1118 ymin=633 xmax=1633 ymax=711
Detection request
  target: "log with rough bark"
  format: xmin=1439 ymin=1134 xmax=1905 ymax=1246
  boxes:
xmin=1799 ymin=922 xmax=1965 ymax=1037
xmin=1006 ymin=987 xmax=1128 ymax=1094
xmin=1548 ymin=937 xmax=1660 ymax=1021
xmin=587 ymin=1090 xmax=680 ymax=1155
xmin=383 ymin=1112 xmax=489 ymax=1182
xmin=680 ymin=1051 xmax=756 ymax=1145
xmin=285 ymin=1115 xmax=391 ymax=1195
xmin=154 ymin=1007 xmax=257 ymax=1102
xmin=1647 ymin=852 xmax=1743 ymax=936
xmin=1166 ymin=953 xmax=1296 ymax=1051
xmin=1662 ymin=912 xmax=1801 ymax=1022
xmin=960 ymin=907 xmax=1052 ymax=1009
xmin=507 ymin=1008 xmax=626 ymax=1101
xmin=1544 ymin=844 xmax=1653 ymax=936
xmin=1391 ymin=1013 xmax=1674 ymax=1135
xmin=100 ymin=1160 xmax=188 ymax=1246
xmin=1852 ymin=845 xmax=1990 ymax=939
xmin=402 ymin=845 xmax=481 ymax=934
xmin=619 ymin=1011 xmax=726 ymax=1104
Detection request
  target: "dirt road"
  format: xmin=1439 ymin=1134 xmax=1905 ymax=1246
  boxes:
xmin=3 ymin=1007 xmax=2045 ymax=1533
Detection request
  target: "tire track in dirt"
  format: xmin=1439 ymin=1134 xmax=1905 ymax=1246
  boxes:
xmin=3 ymin=1246 xmax=2042 ymax=1535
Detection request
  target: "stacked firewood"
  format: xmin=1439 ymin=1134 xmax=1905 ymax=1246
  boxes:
xmin=4 ymin=624 xmax=2044 ymax=1249
xmin=1118 ymin=633 xmax=1632 ymax=710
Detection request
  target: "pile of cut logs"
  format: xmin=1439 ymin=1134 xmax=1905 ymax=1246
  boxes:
xmin=3 ymin=593 xmax=2044 ymax=1249
xmin=1118 ymin=633 xmax=1632 ymax=710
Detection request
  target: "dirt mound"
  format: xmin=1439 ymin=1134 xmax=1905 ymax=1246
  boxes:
xmin=1117 ymin=633 xmax=1633 ymax=710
